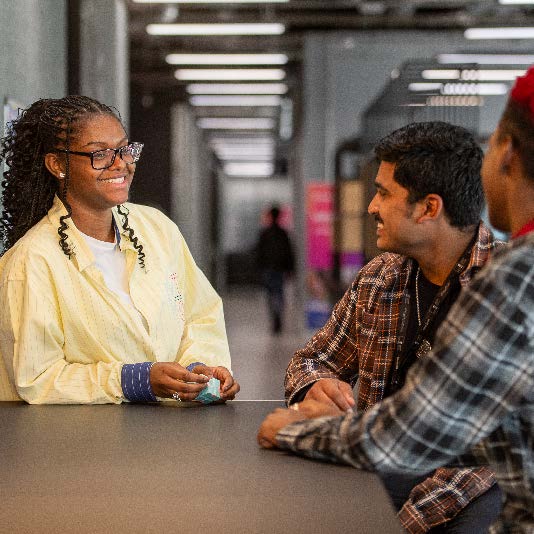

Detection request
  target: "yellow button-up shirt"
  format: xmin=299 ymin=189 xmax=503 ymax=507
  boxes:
xmin=0 ymin=196 xmax=231 ymax=403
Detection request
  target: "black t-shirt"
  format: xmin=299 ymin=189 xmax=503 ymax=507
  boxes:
xmin=387 ymin=266 xmax=461 ymax=395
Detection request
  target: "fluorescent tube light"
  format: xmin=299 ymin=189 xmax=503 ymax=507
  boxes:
xmin=215 ymin=146 xmax=274 ymax=156
xmin=409 ymin=82 xmax=510 ymax=96
xmin=442 ymin=83 xmax=509 ymax=95
xmin=166 ymin=54 xmax=288 ymax=65
xmin=460 ymin=69 xmax=526 ymax=80
xmin=438 ymin=53 xmax=534 ymax=64
xmin=136 ymin=0 xmax=288 ymax=3
xmin=408 ymin=83 xmax=443 ymax=91
xmin=210 ymin=137 xmax=274 ymax=145
xmin=224 ymin=162 xmax=274 ymax=176
xmin=216 ymin=154 xmax=274 ymax=161
xmin=499 ymin=0 xmax=534 ymax=4
xmin=422 ymin=70 xmax=461 ymax=80
xmin=187 ymin=83 xmax=288 ymax=94
xmin=464 ymin=27 xmax=534 ymax=39
xmin=197 ymin=118 xmax=275 ymax=129
xmin=190 ymin=95 xmax=281 ymax=106
xmin=176 ymin=69 xmax=285 ymax=81
xmin=147 ymin=23 xmax=285 ymax=36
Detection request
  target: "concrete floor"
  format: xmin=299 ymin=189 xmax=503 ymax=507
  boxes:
xmin=222 ymin=284 xmax=310 ymax=401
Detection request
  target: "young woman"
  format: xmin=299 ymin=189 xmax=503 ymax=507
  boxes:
xmin=0 ymin=95 xmax=239 ymax=404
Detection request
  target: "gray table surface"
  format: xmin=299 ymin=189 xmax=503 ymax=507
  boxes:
xmin=0 ymin=401 xmax=402 ymax=533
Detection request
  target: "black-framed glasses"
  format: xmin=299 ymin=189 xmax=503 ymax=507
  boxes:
xmin=54 ymin=142 xmax=144 ymax=170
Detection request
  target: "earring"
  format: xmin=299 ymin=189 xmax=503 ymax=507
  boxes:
xmin=59 ymin=172 xmax=65 ymax=178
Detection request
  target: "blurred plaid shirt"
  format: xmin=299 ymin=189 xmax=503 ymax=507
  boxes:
xmin=285 ymin=223 xmax=504 ymax=532
xmin=279 ymin=232 xmax=534 ymax=533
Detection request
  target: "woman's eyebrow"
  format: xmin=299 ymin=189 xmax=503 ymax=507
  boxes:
xmin=80 ymin=137 xmax=129 ymax=148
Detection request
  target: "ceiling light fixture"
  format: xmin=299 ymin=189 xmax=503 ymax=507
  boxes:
xmin=442 ymin=83 xmax=508 ymax=95
xmin=223 ymin=162 xmax=274 ymax=177
xmin=190 ymin=95 xmax=281 ymax=106
xmin=136 ymin=0 xmax=288 ymax=3
xmin=498 ymin=0 xmax=534 ymax=4
xmin=422 ymin=69 xmax=461 ymax=79
xmin=215 ymin=154 xmax=274 ymax=161
xmin=187 ymin=83 xmax=288 ymax=95
xmin=214 ymin=146 xmax=274 ymax=156
xmin=461 ymin=69 xmax=526 ymax=80
xmin=422 ymin=69 xmax=526 ymax=81
xmin=409 ymin=82 xmax=509 ymax=95
xmin=188 ymin=84 xmax=287 ymax=95
xmin=147 ymin=23 xmax=285 ymax=36
xmin=176 ymin=69 xmax=285 ymax=81
xmin=408 ymin=83 xmax=443 ymax=91
xmin=166 ymin=54 xmax=288 ymax=65
xmin=438 ymin=54 xmax=534 ymax=64
xmin=197 ymin=118 xmax=275 ymax=129
xmin=210 ymin=136 xmax=274 ymax=145
xmin=464 ymin=27 xmax=534 ymax=39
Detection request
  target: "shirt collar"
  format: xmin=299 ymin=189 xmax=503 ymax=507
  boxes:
xmin=460 ymin=221 xmax=500 ymax=281
xmin=47 ymin=196 xmax=136 ymax=271
xmin=512 ymin=218 xmax=534 ymax=239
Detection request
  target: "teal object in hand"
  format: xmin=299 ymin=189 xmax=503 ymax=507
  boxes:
xmin=195 ymin=377 xmax=221 ymax=404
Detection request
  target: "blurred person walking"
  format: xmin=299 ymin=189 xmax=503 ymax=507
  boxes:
xmin=256 ymin=206 xmax=294 ymax=334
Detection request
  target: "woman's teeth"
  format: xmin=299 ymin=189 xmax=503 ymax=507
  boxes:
xmin=100 ymin=177 xmax=125 ymax=184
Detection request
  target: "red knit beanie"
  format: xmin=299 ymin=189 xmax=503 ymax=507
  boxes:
xmin=510 ymin=65 xmax=534 ymax=120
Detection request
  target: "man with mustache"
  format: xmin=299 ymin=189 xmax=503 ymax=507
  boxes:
xmin=283 ymin=121 xmax=504 ymax=532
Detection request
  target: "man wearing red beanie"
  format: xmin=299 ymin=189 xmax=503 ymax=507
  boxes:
xmin=258 ymin=66 xmax=534 ymax=533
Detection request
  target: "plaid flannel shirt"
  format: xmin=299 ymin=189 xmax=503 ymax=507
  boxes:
xmin=285 ymin=223 xmax=504 ymax=532
xmin=279 ymin=232 xmax=534 ymax=533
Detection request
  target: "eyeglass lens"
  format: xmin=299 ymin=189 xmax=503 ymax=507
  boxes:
xmin=92 ymin=144 xmax=142 ymax=169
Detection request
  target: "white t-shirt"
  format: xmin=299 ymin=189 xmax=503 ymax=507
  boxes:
xmin=79 ymin=230 xmax=146 ymax=328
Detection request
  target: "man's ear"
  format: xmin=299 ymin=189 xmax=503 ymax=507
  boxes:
xmin=416 ymin=194 xmax=443 ymax=223
xmin=44 ymin=153 xmax=65 ymax=181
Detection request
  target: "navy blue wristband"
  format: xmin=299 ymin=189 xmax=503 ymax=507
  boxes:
xmin=121 ymin=362 xmax=158 ymax=402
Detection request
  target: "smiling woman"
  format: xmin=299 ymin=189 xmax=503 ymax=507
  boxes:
xmin=0 ymin=95 xmax=239 ymax=404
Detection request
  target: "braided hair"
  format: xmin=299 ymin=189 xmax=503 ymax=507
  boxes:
xmin=0 ymin=95 xmax=145 ymax=267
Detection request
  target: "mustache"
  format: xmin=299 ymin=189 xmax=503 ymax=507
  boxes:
xmin=374 ymin=214 xmax=383 ymax=224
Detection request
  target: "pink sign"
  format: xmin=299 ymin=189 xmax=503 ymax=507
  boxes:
xmin=306 ymin=183 xmax=334 ymax=270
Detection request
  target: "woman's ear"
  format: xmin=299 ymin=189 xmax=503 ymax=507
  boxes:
xmin=44 ymin=153 xmax=65 ymax=181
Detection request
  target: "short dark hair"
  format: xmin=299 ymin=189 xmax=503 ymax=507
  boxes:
xmin=498 ymin=99 xmax=534 ymax=182
xmin=374 ymin=121 xmax=484 ymax=229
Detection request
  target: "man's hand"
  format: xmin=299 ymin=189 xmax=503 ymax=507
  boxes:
xmin=290 ymin=398 xmax=345 ymax=418
xmin=257 ymin=408 xmax=306 ymax=449
xmin=150 ymin=362 xmax=209 ymax=400
xmin=305 ymin=378 xmax=355 ymax=412
xmin=191 ymin=365 xmax=240 ymax=401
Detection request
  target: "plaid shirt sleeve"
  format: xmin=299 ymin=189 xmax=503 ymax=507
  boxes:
xmin=398 ymin=467 xmax=496 ymax=532
xmin=284 ymin=279 xmax=361 ymax=404
xmin=276 ymin=241 xmax=534 ymax=530
xmin=285 ymin=254 xmax=405 ymax=406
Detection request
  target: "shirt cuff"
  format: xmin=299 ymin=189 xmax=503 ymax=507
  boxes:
xmin=121 ymin=362 xmax=157 ymax=402
xmin=186 ymin=362 xmax=205 ymax=372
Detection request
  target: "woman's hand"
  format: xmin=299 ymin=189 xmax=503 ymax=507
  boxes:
xmin=191 ymin=365 xmax=240 ymax=401
xmin=150 ymin=362 xmax=209 ymax=400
